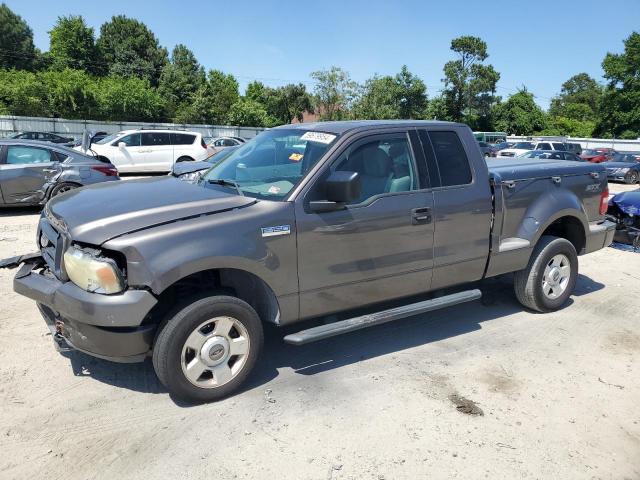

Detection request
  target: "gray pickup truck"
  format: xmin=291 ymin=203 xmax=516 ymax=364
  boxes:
xmin=2 ymin=121 xmax=615 ymax=402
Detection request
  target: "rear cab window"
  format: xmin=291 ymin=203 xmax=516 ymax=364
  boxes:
xmin=419 ymin=130 xmax=473 ymax=187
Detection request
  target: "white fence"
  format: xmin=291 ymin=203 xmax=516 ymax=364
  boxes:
xmin=507 ymin=135 xmax=640 ymax=152
xmin=0 ymin=115 xmax=266 ymax=140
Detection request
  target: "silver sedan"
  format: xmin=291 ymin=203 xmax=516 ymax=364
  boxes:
xmin=0 ymin=139 xmax=119 ymax=207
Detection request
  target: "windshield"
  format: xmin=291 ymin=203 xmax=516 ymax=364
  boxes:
xmin=583 ymin=149 xmax=601 ymax=156
xmin=201 ymin=129 xmax=338 ymax=200
xmin=513 ymin=142 xmax=535 ymax=149
xmin=95 ymin=133 xmax=121 ymax=145
xmin=206 ymin=146 xmax=238 ymax=164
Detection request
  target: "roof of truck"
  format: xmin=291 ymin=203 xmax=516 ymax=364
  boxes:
xmin=274 ymin=120 xmax=464 ymax=134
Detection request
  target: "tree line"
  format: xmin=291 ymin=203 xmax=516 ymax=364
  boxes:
xmin=0 ymin=3 xmax=638 ymax=138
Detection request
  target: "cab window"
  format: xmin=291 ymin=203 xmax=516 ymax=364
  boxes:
xmin=427 ymin=131 xmax=472 ymax=187
xmin=332 ymin=133 xmax=417 ymax=205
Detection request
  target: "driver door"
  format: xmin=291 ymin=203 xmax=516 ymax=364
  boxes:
xmin=294 ymin=130 xmax=435 ymax=320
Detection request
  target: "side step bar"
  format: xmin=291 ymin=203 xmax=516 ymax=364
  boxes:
xmin=284 ymin=289 xmax=482 ymax=345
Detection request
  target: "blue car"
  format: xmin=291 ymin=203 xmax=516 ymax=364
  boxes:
xmin=607 ymin=190 xmax=640 ymax=247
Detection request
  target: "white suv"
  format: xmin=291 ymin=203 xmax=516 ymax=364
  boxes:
xmin=77 ymin=130 xmax=209 ymax=173
xmin=498 ymin=141 xmax=568 ymax=158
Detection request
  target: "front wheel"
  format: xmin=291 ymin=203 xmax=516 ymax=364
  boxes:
xmin=152 ymin=295 xmax=263 ymax=403
xmin=625 ymin=171 xmax=639 ymax=184
xmin=513 ymin=236 xmax=578 ymax=312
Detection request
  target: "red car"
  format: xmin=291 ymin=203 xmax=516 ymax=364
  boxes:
xmin=581 ymin=148 xmax=615 ymax=163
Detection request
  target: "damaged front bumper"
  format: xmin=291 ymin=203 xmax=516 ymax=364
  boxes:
xmin=7 ymin=254 xmax=158 ymax=363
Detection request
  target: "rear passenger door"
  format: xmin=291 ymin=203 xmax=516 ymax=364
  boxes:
xmin=0 ymin=145 xmax=59 ymax=204
xmin=171 ymin=133 xmax=197 ymax=163
xmin=295 ymin=130 xmax=435 ymax=319
xmin=141 ymin=132 xmax=173 ymax=171
xmin=417 ymin=128 xmax=493 ymax=290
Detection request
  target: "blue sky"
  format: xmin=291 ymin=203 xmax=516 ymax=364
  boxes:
xmin=6 ymin=0 xmax=640 ymax=109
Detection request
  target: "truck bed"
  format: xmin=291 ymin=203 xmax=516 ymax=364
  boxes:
xmin=487 ymin=157 xmax=603 ymax=181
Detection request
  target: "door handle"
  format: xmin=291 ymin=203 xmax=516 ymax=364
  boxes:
xmin=411 ymin=207 xmax=432 ymax=225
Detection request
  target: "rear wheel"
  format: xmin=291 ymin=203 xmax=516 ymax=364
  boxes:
xmin=513 ymin=236 xmax=578 ymax=312
xmin=176 ymin=156 xmax=194 ymax=163
xmin=152 ymin=295 xmax=263 ymax=403
xmin=625 ymin=171 xmax=639 ymax=184
xmin=49 ymin=182 xmax=79 ymax=199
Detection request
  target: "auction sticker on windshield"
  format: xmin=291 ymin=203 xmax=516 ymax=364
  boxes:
xmin=300 ymin=131 xmax=337 ymax=144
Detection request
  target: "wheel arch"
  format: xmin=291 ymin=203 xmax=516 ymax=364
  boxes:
xmin=144 ymin=267 xmax=282 ymax=328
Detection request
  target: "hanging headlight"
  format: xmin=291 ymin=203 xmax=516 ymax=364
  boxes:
xmin=63 ymin=246 xmax=125 ymax=294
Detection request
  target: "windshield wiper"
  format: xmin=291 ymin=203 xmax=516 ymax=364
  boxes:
xmin=207 ymin=178 xmax=244 ymax=196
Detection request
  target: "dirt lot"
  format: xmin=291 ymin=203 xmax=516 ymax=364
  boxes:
xmin=0 ymin=183 xmax=639 ymax=480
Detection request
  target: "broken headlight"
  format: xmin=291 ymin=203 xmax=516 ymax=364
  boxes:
xmin=63 ymin=246 xmax=125 ymax=294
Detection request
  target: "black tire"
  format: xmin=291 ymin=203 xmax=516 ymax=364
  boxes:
xmin=625 ymin=171 xmax=639 ymax=184
xmin=176 ymin=156 xmax=194 ymax=163
xmin=513 ymin=236 xmax=578 ymax=313
xmin=152 ymin=295 xmax=263 ymax=403
xmin=49 ymin=182 xmax=80 ymax=199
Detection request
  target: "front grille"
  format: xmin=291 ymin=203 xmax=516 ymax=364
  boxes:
xmin=38 ymin=216 xmax=68 ymax=280
xmin=501 ymin=152 xmax=515 ymax=157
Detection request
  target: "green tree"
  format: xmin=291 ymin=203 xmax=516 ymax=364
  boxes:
xmin=493 ymin=89 xmax=547 ymax=135
xmin=227 ymin=98 xmax=274 ymax=127
xmin=442 ymin=36 xmax=500 ymax=128
xmin=310 ymin=66 xmax=357 ymax=120
xmin=92 ymin=75 xmax=166 ymax=121
xmin=353 ymin=74 xmax=400 ymax=119
xmin=246 ymin=80 xmax=267 ymax=102
xmin=538 ymin=116 xmax=596 ymax=137
xmin=190 ymin=70 xmax=239 ymax=124
xmin=96 ymin=15 xmax=167 ymax=85
xmin=48 ymin=15 xmax=99 ymax=73
xmin=268 ymin=84 xmax=313 ymax=124
xmin=158 ymin=44 xmax=205 ymax=120
xmin=0 ymin=4 xmax=37 ymax=70
xmin=424 ymin=94 xmax=450 ymax=120
xmin=39 ymin=68 xmax=98 ymax=118
xmin=549 ymin=73 xmax=602 ymax=122
xmin=353 ymin=65 xmax=428 ymax=120
xmin=596 ymin=32 xmax=640 ymax=138
xmin=0 ymin=69 xmax=44 ymax=115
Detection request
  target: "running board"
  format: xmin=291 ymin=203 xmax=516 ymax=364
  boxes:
xmin=283 ymin=289 xmax=482 ymax=345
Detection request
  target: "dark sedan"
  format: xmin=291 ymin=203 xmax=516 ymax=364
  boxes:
xmin=0 ymin=139 xmax=119 ymax=207
xmin=604 ymin=153 xmax=640 ymax=184
xmin=170 ymin=146 xmax=239 ymax=183
xmin=478 ymin=141 xmax=497 ymax=157
xmin=9 ymin=131 xmax=75 ymax=146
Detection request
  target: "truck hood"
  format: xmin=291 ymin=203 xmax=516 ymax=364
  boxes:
xmin=47 ymin=176 xmax=256 ymax=245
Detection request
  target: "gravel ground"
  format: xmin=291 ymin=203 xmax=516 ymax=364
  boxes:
xmin=0 ymin=182 xmax=638 ymax=480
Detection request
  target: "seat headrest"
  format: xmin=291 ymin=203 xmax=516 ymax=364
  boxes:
xmin=361 ymin=146 xmax=392 ymax=177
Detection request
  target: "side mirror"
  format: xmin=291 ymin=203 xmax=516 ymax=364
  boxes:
xmin=309 ymin=171 xmax=361 ymax=213
xmin=118 ymin=142 xmax=126 ymax=150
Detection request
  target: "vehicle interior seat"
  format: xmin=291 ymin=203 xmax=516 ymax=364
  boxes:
xmin=387 ymin=143 xmax=412 ymax=193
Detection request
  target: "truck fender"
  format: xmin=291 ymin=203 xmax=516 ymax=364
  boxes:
xmin=515 ymin=188 xmax=588 ymax=248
